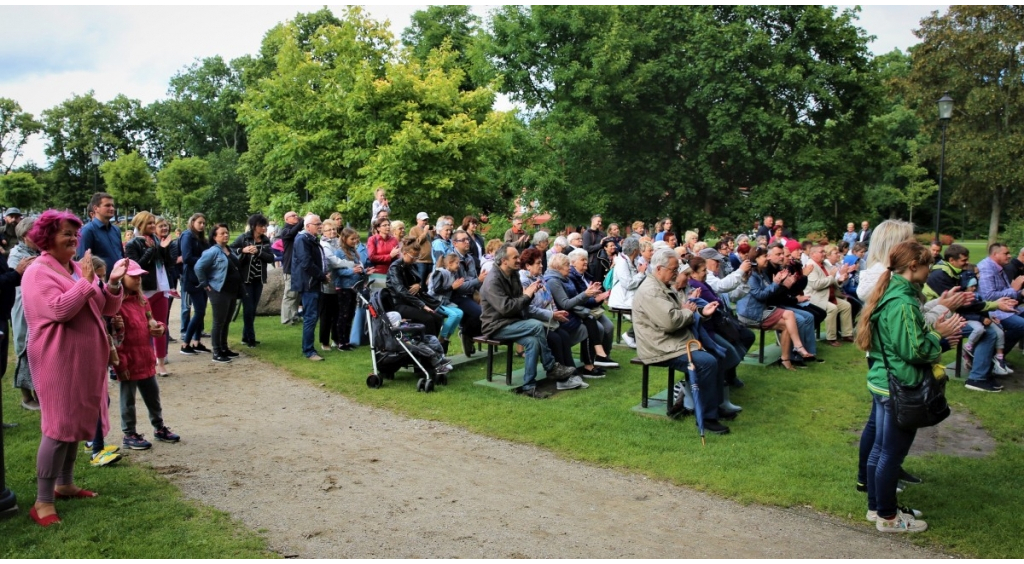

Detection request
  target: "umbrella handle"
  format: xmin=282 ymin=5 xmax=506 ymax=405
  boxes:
xmin=683 ymin=339 xmax=703 ymax=364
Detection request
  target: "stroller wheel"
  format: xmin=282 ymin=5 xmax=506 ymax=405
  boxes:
xmin=416 ymin=378 xmax=426 ymax=392
xmin=366 ymin=374 xmax=382 ymax=389
xmin=425 ymin=380 xmax=436 ymax=393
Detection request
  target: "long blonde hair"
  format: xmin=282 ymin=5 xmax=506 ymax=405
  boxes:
xmin=864 ymin=219 xmax=914 ymax=269
xmin=855 ymin=241 xmax=932 ymax=351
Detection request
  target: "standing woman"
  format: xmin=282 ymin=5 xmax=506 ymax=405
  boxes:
xmin=156 ymin=217 xmax=179 ymax=344
xmin=125 ymin=211 xmax=173 ymax=376
xmin=366 ymin=217 xmax=399 ymax=274
xmin=179 ymin=213 xmax=210 ymax=355
xmin=231 ymin=214 xmax=273 ymax=348
xmin=195 ymin=223 xmax=241 ymax=364
xmin=9 ymin=216 xmax=40 ymax=409
xmin=318 ymin=219 xmax=345 ymax=350
xmin=23 ymin=211 xmax=127 ymax=527
xmin=333 ymin=227 xmax=365 ymax=350
xmin=855 ymin=242 xmax=962 ymax=533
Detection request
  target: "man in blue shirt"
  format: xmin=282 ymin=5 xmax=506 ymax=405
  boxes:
xmin=77 ymin=192 xmax=122 ymax=273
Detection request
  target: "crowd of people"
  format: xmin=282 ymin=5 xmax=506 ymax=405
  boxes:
xmin=3 ymin=191 xmax=1020 ymax=533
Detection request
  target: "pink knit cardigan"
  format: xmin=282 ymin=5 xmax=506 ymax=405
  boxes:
xmin=23 ymin=252 xmax=123 ymax=442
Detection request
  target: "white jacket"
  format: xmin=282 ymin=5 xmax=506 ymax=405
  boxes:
xmin=608 ymin=253 xmax=646 ymax=310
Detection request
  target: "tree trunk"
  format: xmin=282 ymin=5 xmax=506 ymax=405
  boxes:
xmin=988 ymin=188 xmax=1001 ymax=246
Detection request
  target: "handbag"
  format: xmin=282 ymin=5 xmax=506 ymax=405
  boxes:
xmin=877 ymin=329 xmax=951 ymax=431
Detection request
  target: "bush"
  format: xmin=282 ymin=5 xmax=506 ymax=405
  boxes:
xmin=802 ymin=231 xmax=831 ymax=244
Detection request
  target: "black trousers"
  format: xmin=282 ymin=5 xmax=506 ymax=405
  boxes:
xmin=319 ymin=291 xmax=340 ymax=346
xmin=207 ymin=288 xmax=235 ymax=354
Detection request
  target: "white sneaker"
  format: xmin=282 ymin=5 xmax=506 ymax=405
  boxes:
xmin=867 ymin=505 xmax=922 ymax=521
xmin=556 ymin=375 xmax=585 ymax=390
xmin=621 ymin=332 xmax=637 ymax=349
xmin=993 ymin=359 xmax=1011 ymax=376
xmin=875 ymin=509 xmax=927 ymax=533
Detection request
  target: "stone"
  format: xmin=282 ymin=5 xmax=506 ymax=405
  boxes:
xmin=258 ymin=267 xmax=285 ymax=316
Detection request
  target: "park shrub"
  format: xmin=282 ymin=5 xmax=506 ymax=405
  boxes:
xmin=917 ymin=232 xmax=956 ymax=245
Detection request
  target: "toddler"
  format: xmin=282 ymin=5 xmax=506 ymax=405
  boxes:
xmin=426 ymin=253 xmax=465 ymax=354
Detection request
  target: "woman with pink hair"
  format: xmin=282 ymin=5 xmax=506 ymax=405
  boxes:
xmin=22 ymin=210 xmax=127 ymax=527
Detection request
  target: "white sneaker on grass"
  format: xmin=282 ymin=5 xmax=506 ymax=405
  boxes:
xmin=993 ymin=359 xmax=1011 ymax=376
xmin=875 ymin=509 xmax=927 ymax=533
xmin=621 ymin=332 xmax=637 ymax=349
xmin=867 ymin=505 xmax=922 ymax=521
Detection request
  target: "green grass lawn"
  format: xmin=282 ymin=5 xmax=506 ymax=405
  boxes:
xmin=0 ymin=389 xmax=273 ymax=557
xmin=240 ymin=311 xmax=1024 ymax=558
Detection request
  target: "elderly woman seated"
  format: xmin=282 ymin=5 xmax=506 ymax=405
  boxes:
xmin=609 ymin=237 xmax=647 ymax=348
xmin=545 ymin=252 xmax=618 ymax=368
xmin=735 ymin=246 xmax=818 ymax=370
xmin=518 ymin=248 xmax=603 ymax=383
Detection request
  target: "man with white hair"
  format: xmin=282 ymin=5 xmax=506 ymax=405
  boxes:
xmin=530 ymin=231 xmax=550 ymax=272
xmin=291 ymin=213 xmax=328 ymax=361
xmin=632 ymin=248 xmax=733 ymax=434
xmin=566 ymin=232 xmax=583 ymax=254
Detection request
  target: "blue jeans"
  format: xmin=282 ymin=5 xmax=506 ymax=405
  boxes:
xmin=301 ymin=291 xmax=320 ymax=357
xmin=437 ymin=304 xmax=464 ymax=340
xmin=866 ymin=393 xmax=917 ymax=518
xmin=183 ymin=288 xmax=207 ymax=344
xmin=179 ymin=289 xmax=190 ymax=339
xmin=960 ymin=322 xmax=997 ymax=381
xmin=996 ymin=313 xmax=1024 ymax=354
xmin=784 ymin=306 xmax=817 ymax=355
xmin=240 ymin=281 xmax=263 ymax=343
xmin=492 ymin=319 xmax=555 ymax=390
xmin=666 ymin=349 xmax=721 ymax=421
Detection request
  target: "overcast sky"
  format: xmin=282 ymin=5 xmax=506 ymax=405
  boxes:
xmin=1 ymin=4 xmax=946 ymax=167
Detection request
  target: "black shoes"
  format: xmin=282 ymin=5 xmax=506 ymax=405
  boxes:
xmin=212 ymin=354 xmax=231 ymax=364
xmin=703 ymin=419 xmax=730 ymax=435
xmin=193 ymin=343 xmax=211 ymax=353
xmin=223 ymin=349 xmax=239 ymax=358
xmin=719 ymin=409 xmax=739 ymax=421
xmin=517 ymin=387 xmax=551 ymax=399
xmin=899 ymin=469 xmax=923 ymax=485
xmin=242 ymin=339 xmax=260 ymax=348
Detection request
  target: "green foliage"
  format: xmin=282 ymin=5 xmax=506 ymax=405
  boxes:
xmin=202 ymin=148 xmax=249 ymax=225
xmin=905 ymin=6 xmax=1024 ymax=243
xmin=156 ymin=157 xmax=212 ymax=226
xmin=0 ymin=97 xmax=42 ymax=173
xmin=488 ymin=6 xmax=885 ymax=232
xmin=239 ymin=7 xmax=519 ymax=223
xmin=402 ymin=5 xmax=494 ymax=92
xmin=100 ymin=151 xmax=156 ymax=212
xmin=40 ymin=91 xmax=152 ymax=211
xmin=0 ymin=171 xmax=45 ymax=210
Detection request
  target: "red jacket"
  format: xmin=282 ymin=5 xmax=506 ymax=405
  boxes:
xmin=367 ymin=234 xmax=398 ymax=274
xmin=113 ymin=294 xmax=163 ymax=381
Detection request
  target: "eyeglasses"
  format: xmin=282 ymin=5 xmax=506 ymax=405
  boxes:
xmin=309 ymin=222 xmax=322 ymax=226
xmin=454 ymin=238 xmax=468 ymax=243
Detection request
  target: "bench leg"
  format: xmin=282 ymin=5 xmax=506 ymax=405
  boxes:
xmin=667 ymin=367 xmax=676 ymax=417
xmin=615 ymin=313 xmax=623 ymax=344
xmin=505 ymin=344 xmax=514 ymax=387
xmin=641 ymin=365 xmax=649 ymax=408
xmin=758 ymin=327 xmax=766 ymax=364
xmin=486 ymin=343 xmax=495 ymax=382
xmin=955 ymin=338 xmax=963 ymax=379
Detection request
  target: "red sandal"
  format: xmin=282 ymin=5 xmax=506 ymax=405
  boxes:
xmin=54 ymin=488 xmax=98 ymax=499
xmin=29 ymin=506 xmax=62 ymax=527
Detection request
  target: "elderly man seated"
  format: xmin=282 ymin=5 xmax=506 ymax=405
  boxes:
xmin=632 ymin=248 xmax=734 ymax=434
xmin=480 ymin=243 xmax=579 ymax=398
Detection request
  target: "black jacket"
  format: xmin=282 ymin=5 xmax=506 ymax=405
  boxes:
xmin=230 ymin=232 xmax=274 ymax=284
xmin=279 ymin=220 xmax=305 ymax=275
xmin=124 ymin=234 xmax=172 ymax=292
xmin=386 ymin=258 xmax=440 ymax=311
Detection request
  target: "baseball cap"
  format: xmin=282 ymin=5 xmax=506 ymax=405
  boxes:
xmin=5 ymin=208 xmax=22 ymax=216
xmin=698 ymin=248 xmax=725 ymax=262
xmin=416 ymin=212 xmax=429 ymax=221
xmin=124 ymin=259 xmax=148 ymax=276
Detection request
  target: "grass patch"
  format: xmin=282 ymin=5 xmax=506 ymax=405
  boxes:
xmin=242 ymin=312 xmax=1024 ymax=558
xmin=0 ymin=381 xmax=273 ymax=557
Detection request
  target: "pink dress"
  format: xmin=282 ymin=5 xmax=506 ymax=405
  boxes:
xmin=22 ymin=252 xmax=123 ymax=442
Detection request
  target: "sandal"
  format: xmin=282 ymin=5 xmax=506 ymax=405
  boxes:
xmin=776 ymin=358 xmax=799 ymax=371
xmin=794 ymin=346 xmax=817 ymax=360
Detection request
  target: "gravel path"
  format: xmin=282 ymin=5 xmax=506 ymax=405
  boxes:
xmin=108 ymin=315 xmax=945 ymax=557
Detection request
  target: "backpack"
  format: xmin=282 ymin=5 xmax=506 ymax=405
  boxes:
xmin=603 ymin=266 xmax=615 ymax=291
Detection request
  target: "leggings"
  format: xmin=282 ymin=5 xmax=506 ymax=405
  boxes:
xmin=335 ymin=289 xmax=357 ymax=346
xmin=36 ymin=436 xmax=78 ymax=504
xmin=148 ymin=291 xmax=169 ymax=358
xmin=437 ymin=304 xmax=464 ymax=340
xmin=207 ymin=288 xmax=234 ymax=354
xmin=319 ymin=291 xmax=340 ymax=347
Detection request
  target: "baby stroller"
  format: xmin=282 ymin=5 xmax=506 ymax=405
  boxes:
xmin=360 ymin=287 xmax=450 ymax=392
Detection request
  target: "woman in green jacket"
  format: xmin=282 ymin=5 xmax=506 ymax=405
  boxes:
xmin=854 ymin=241 xmax=963 ymax=534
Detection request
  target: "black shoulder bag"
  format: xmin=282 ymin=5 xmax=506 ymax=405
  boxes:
xmin=877 ymin=328 xmax=951 ymax=431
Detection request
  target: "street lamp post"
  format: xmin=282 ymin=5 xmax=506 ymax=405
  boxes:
xmin=935 ymin=93 xmax=954 ymax=241
xmin=90 ymin=148 xmax=101 ymax=192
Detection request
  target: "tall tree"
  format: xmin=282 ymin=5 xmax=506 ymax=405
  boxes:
xmin=905 ymin=6 xmax=1024 ymax=244
xmin=0 ymin=172 xmax=45 ymax=211
xmin=40 ymin=91 xmax=151 ymax=211
xmin=100 ymin=151 xmax=156 ymax=212
xmin=402 ymin=5 xmax=493 ymax=91
xmin=156 ymin=157 xmax=212 ymax=227
xmin=488 ymin=6 xmax=883 ymax=233
xmin=0 ymin=98 xmax=42 ymax=174
xmin=239 ymin=7 xmax=518 ymax=221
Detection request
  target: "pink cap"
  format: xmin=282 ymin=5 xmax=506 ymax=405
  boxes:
xmin=124 ymin=259 xmax=148 ymax=276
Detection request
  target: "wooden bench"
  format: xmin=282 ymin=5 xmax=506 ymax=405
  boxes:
xmin=631 ymin=357 xmax=681 ymax=417
xmin=474 ymin=335 xmax=515 ymax=386
xmin=610 ymin=307 xmax=631 ymax=344
xmin=740 ymin=320 xmax=776 ymax=364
